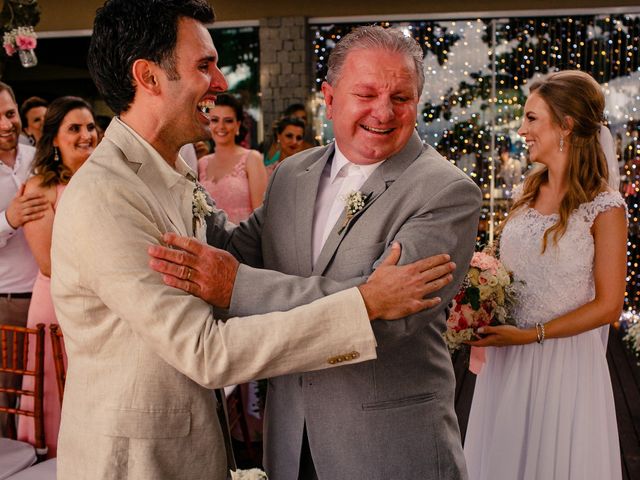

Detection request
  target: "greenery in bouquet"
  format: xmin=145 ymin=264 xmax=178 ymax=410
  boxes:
xmin=623 ymin=321 xmax=640 ymax=364
xmin=444 ymin=250 xmax=518 ymax=351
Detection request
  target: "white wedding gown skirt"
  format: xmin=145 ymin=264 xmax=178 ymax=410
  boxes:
xmin=464 ymin=191 xmax=624 ymax=480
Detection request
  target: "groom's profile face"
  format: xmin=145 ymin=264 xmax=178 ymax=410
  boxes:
xmin=159 ymin=17 xmax=228 ymax=146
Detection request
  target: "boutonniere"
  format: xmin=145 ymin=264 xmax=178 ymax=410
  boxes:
xmin=192 ymin=183 xmax=213 ymax=231
xmin=338 ymin=190 xmax=372 ymax=234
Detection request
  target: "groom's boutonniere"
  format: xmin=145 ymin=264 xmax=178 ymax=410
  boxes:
xmin=338 ymin=190 xmax=372 ymax=235
xmin=192 ymin=183 xmax=213 ymax=231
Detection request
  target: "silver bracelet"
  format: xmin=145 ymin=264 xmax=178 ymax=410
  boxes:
xmin=535 ymin=322 xmax=545 ymax=344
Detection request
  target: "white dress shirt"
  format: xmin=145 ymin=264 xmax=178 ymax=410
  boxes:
xmin=0 ymin=144 xmax=39 ymax=293
xmin=312 ymin=142 xmax=384 ymax=266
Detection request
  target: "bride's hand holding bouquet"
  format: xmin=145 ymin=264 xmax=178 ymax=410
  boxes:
xmin=444 ymin=250 xmax=520 ymax=350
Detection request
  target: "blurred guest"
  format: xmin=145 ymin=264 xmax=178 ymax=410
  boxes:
xmin=283 ymin=103 xmax=307 ymax=123
xmin=264 ymin=116 xmax=306 ymax=174
xmin=19 ymin=96 xmax=48 ymax=146
xmin=194 ymin=139 xmax=212 ymax=158
xmin=18 ymin=96 xmax=97 ymax=458
xmin=0 ymin=82 xmax=46 ymax=437
xmin=199 ymin=94 xmax=267 ymax=224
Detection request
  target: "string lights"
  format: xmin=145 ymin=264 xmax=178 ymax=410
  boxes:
xmin=311 ymin=13 xmax=640 ymax=329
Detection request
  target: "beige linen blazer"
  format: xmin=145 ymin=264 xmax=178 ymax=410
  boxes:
xmin=50 ymin=118 xmax=376 ymax=480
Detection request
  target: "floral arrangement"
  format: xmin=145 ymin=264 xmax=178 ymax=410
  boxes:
xmin=444 ymin=250 xmax=518 ymax=351
xmin=338 ymin=190 xmax=371 ymax=234
xmin=3 ymin=26 xmax=36 ymax=56
xmin=623 ymin=320 xmax=640 ymax=364
xmin=230 ymin=468 xmax=268 ymax=480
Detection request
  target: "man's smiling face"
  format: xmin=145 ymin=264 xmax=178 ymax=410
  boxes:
xmin=321 ymin=48 xmax=419 ymax=165
xmin=0 ymin=90 xmax=20 ymax=154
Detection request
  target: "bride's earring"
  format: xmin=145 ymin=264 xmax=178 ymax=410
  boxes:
xmin=559 ymin=136 xmax=564 ymax=152
xmin=54 ymin=146 xmax=60 ymax=162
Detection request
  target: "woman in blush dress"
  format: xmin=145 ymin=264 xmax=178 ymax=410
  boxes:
xmin=198 ymin=94 xmax=268 ymax=446
xmin=198 ymin=94 xmax=267 ymax=224
xmin=18 ymin=97 xmax=98 ymax=458
xmin=464 ymin=70 xmax=625 ymax=480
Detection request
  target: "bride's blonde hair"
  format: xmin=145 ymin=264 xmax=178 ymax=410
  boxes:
xmin=505 ymin=70 xmax=609 ymax=252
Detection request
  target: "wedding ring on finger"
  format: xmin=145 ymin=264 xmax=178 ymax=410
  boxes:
xmin=186 ymin=267 xmax=192 ymax=281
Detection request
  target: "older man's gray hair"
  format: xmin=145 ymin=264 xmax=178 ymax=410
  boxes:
xmin=325 ymin=25 xmax=425 ymax=97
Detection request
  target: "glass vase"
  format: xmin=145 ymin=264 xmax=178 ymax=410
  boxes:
xmin=18 ymin=48 xmax=37 ymax=68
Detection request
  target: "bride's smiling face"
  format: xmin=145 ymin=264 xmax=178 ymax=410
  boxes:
xmin=518 ymin=93 xmax=566 ymax=166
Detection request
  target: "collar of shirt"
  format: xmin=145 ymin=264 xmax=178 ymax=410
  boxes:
xmin=114 ymin=117 xmax=197 ymax=187
xmin=330 ymin=142 xmax=385 ymax=184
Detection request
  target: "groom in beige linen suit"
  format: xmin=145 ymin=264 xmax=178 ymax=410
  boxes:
xmin=50 ymin=2 xmax=455 ymax=479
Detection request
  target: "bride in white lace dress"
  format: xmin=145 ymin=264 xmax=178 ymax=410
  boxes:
xmin=464 ymin=70 xmax=626 ymax=480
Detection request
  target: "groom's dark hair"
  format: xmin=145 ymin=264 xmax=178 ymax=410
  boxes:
xmin=88 ymin=0 xmax=215 ymax=114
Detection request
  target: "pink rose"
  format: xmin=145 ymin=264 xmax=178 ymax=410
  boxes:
xmin=4 ymin=43 xmax=15 ymax=56
xmin=470 ymin=252 xmax=500 ymax=275
xmin=16 ymin=35 xmax=36 ymax=50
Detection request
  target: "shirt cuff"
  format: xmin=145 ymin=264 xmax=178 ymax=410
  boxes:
xmin=0 ymin=210 xmax=16 ymax=235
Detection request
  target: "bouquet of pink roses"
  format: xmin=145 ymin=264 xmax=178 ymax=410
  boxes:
xmin=444 ymin=250 xmax=517 ymax=351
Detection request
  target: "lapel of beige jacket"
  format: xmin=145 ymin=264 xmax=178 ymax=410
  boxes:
xmin=106 ymin=118 xmax=194 ymax=237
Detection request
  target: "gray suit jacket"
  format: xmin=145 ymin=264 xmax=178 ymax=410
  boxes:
xmin=51 ymin=119 xmax=378 ymax=480
xmin=210 ymin=131 xmax=481 ymax=479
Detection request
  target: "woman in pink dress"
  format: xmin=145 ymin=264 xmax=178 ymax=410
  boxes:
xmin=19 ymin=97 xmax=97 ymax=458
xmin=198 ymin=94 xmax=267 ymax=224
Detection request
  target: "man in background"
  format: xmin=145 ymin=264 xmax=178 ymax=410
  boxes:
xmin=18 ymin=96 xmax=48 ymax=146
xmin=0 ymin=82 xmax=47 ymax=436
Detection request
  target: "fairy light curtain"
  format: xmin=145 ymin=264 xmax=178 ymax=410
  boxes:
xmin=311 ymin=13 xmax=640 ymax=313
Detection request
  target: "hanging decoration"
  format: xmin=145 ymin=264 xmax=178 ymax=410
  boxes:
xmin=0 ymin=0 xmax=41 ymax=70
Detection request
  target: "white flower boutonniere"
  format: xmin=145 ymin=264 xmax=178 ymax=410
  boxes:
xmin=230 ymin=468 xmax=268 ymax=480
xmin=192 ymin=183 xmax=213 ymax=230
xmin=338 ymin=190 xmax=372 ymax=234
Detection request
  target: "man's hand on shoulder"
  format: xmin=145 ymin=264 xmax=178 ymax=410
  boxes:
xmin=148 ymin=232 xmax=238 ymax=309
xmin=358 ymin=242 xmax=455 ymax=321
xmin=5 ymin=183 xmax=48 ymax=229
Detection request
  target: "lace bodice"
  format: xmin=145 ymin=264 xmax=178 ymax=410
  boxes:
xmin=500 ymin=190 xmax=626 ymax=328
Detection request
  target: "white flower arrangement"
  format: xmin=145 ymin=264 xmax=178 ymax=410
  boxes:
xmin=192 ymin=183 xmax=213 ymax=228
xmin=338 ymin=190 xmax=372 ymax=234
xmin=230 ymin=468 xmax=268 ymax=480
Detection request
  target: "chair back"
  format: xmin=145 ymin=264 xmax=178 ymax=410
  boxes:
xmin=48 ymin=325 xmax=65 ymax=405
xmin=0 ymin=323 xmax=45 ymax=452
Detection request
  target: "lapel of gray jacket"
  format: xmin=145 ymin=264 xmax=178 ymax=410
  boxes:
xmin=312 ymin=131 xmax=424 ymax=276
xmin=295 ymin=145 xmax=335 ymax=276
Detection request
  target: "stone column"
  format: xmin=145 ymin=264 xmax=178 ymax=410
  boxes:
xmin=259 ymin=15 xmax=311 ymax=144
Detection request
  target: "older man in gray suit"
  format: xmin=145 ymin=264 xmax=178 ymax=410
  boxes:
xmin=151 ymin=26 xmax=481 ymax=480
